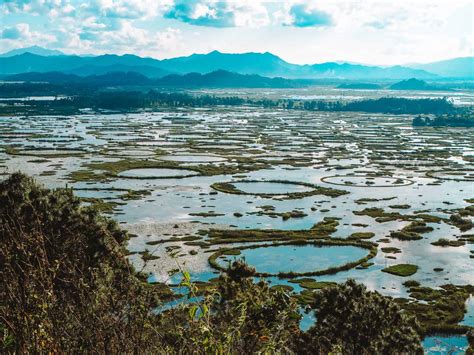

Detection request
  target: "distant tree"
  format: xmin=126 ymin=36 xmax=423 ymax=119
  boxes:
xmin=412 ymin=115 xmax=427 ymax=126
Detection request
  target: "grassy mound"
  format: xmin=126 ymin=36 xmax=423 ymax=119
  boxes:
xmin=382 ymin=264 xmax=419 ymax=277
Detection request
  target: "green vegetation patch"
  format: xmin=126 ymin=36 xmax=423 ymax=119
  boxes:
xmin=389 ymin=204 xmax=411 ymax=209
xmin=206 ymin=217 xmax=341 ymax=245
xmin=211 ymin=179 xmax=348 ymax=199
xmin=353 ymin=207 xmax=441 ymax=225
xmin=348 ymin=232 xmax=375 ymax=240
xmin=402 ymin=280 xmax=420 ymax=288
xmin=389 ymin=221 xmax=434 ymax=241
xmin=448 ymin=214 xmax=473 ymax=232
xmin=382 ymin=264 xmax=418 ymax=277
xmin=69 ymin=157 xmax=268 ymax=182
xmin=189 ymin=211 xmax=225 ymax=218
xmin=381 ymin=247 xmax=402 ymax=254
xmin=249 ymin=209 xmax=308 ymax=220
xmin=430 ymin=238 xmax=465 ymax=247
xmin=208 ymin=239 xmax=377 ymax=278
xmin=321 ymin=175 xmax=414 ymax=188
xmin=289 ymin=278 xmax=337 ymax=290
xmin=399 ymin=284 xmax=474 ymax=334
xmin=5 ymin=147 xmax=85 ymax=158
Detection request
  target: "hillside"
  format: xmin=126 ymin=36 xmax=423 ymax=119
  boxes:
xmin=0 ymin=45 xmax=65 ymax=57
xmin=4 ymin=70 xmax=305 ymax=88
xmin=389 ymin=78 xmax=446 ymax=91
xmin=408 ymin=57 xmax=474 ymax=78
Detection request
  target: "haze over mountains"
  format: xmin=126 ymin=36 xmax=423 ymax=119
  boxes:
xmin=0 ymin=46 xmax=472 ymax=80
xmin=5 ymin=70 xmax=305 ymax=89
xmin=0 ymin=45 xmax=66 ymax=58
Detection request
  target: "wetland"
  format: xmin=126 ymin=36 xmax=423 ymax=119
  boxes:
xmin=1 ymin=87 xmax=473 ymax=352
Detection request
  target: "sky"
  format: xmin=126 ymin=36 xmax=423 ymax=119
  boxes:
xmin=0 ymin=0 xmax=473 ymax=65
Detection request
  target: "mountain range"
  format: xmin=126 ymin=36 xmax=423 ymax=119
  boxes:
xmin=4 ymin=70 xmax=306 ymax=88
xmin=0 ymin=45 xmax=65 ymax=58
xmin=408 ymin=57 xmax=474 ymax=79
xmin=1 ymin=46 xmax=472 ymax=80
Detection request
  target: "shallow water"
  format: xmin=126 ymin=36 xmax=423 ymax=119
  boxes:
xmin=231 ymin=181 xmax=314 ymax=194
xmin=422 ymin=335 xmax=468 ymax=354
xmin=217 ymin=245 xmax=368 ymax=274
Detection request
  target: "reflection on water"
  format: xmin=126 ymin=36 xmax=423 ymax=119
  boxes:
xmin=232 ymin=181 xmax=314 ymax=194
xmin=218 ymin=245 xmax=367 ymax=274
xmin=422 ymin=335 xmax=468 ymax=354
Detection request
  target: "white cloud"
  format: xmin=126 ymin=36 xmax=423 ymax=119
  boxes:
xmin=164 ymin=0 xmax=270 ymax=28
xmin=75 ymin=20 xmax=183 ymax=56
xmin=85 ymin=0 xmax=172 ymax=19
xmin=0 ymin=23 xmax=56 ymax=47
xmin=1 ymin=0 xmax=76 ymax=17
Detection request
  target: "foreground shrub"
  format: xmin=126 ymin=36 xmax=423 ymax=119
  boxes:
xmin=0 ymin=173 xmax=162 ymax=352
xmin=298 ymin=279 xmax=423 ymax=354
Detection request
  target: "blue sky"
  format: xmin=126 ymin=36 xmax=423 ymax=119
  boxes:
xmin=0 ymin=0 xmax=472 ymax=65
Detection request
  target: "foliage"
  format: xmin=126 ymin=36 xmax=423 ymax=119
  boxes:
xmin=157 ymin=260 xmax=301 ymax=353
xmin=0 ymin=173 xmax=162 ymax=352
xmin=343 ymin=97 xmax=455 ymax=114
xmin=413 ymin=113 xmax=474 ymax=127
xmin=298 ymin=280 xmax=423 ymax=354
xmin=382 ymin=264 xmax=419 ymax=277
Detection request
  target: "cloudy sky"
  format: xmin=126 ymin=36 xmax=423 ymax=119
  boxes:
xmin=0 ymin=0 xmax=472 ymax=65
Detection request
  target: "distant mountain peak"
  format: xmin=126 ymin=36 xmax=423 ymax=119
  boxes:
xmin=0 ymin=46 xmax=64 ymax=57
xmin=0 ymin=48 xmax=468 ymax=79
xmin=407 ymin=57 xmax=474 ymax=78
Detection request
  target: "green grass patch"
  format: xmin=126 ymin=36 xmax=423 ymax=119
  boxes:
xmin=382 ymin=264 xmax=418 ymax=277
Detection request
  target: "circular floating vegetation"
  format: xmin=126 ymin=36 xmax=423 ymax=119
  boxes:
xmin=426 ymin=169 xmax=474 ymax=182
xmin=159 ymin=155 xmax=227 ymax=163
xmin=321 ymin=175 xmax=414 ymax=187
xmin=211 ymin=180 xmax=348 ymax=199
xmin=217 ymin=245 xmax=367 ymax=275
xmin=209 ymin=240 xmax=376 ymax=278
xmin=233 ymin=181 xmax=313 ymax=194
xmin=117 ymin=168 xmax=199 ymax=179
xmin=7 ymin=148 xmax=85 ymax=157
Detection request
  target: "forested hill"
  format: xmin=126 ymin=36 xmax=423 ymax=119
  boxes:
xmin=4 ymin=70 xmax=307 ymax=89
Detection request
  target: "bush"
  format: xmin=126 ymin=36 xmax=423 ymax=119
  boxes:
xmin=298 ymin=280 xmax=423 ymax=354
xmin=0 ymin=173 xmax=162 ymax=352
